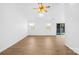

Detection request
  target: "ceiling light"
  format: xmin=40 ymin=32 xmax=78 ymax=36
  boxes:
xmin=33 ymin=3 xmax=50 ymax=16
xmin=39 ymin=13 xmax=44 ymax=17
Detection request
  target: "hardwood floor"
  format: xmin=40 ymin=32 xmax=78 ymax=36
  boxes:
xmin=0 ymin=35 xmax=77 ymax=55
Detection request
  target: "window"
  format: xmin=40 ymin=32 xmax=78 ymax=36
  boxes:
xmin=56 ymin=23 xmax=65 ymax=35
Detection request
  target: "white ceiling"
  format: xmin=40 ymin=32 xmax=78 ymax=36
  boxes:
xmin=0 ymin=3 xmax=65 ymax=22
xmin=11 ymin=3 xmax=65 ymax=22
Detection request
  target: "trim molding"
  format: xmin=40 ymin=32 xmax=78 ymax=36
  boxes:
xmin=28 ymin=35 xmax=56 ymax=37
xmin=65 ymin=43 xmax=79 ymax=55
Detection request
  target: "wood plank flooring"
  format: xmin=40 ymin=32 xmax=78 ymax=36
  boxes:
xmin=0 ymin=36 xmax=77 ymax=55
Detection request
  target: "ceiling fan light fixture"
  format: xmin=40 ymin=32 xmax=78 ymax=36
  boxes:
xmin=39 ymin=13 xmax=44 ymax=17
xmin=33 ymin=3 xmax=50 ymax=17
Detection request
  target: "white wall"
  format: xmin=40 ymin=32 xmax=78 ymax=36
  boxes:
xmin=0 ymin=4 xmax=28 ymax=52
xmin=28 ymin=3 xmax=65 ymax=35
xmin=65 ymin=4 xmax=79 ymax=54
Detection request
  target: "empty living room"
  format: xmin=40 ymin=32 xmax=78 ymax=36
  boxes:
xmin=0 ymin=2 xmax=79 ymax=56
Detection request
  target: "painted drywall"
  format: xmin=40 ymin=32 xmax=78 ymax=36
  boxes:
xmin=65 ymin=4 xmax=79 ymax=54
xmin=0 ymin=4 xmax=28 ymax=52
xmin=28 ymin=3 xmax=65 ymax=35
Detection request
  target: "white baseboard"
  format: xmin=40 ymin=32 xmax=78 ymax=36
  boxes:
xmin=0 ymin=34 xmax=28 ymax=53
xmin=65 ymin=43 xmax=79 ymax=54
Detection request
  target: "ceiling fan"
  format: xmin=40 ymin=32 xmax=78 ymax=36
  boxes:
xmin=33 ymin=3 xmax=51 ymax=13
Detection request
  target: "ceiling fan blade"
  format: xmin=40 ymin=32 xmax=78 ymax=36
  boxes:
xmin=46 ymin=6 xmax=50 ymax=8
